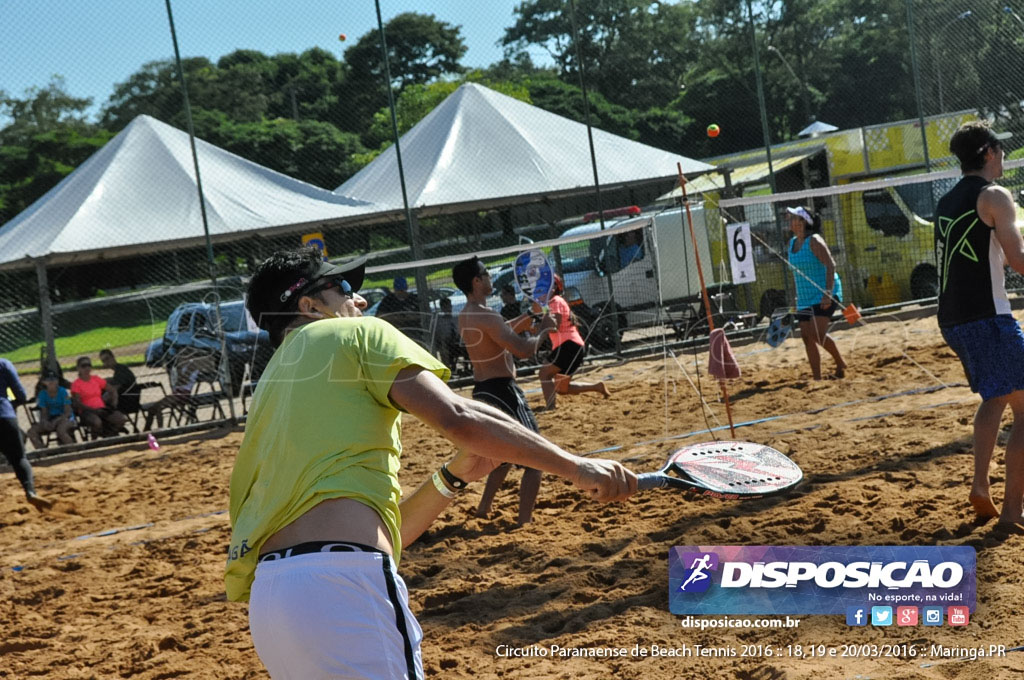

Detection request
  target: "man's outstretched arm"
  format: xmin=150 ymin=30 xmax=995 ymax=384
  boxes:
xmin=389 ymin=366 xmax=635 ymax=546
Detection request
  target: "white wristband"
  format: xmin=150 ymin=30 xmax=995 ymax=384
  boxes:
xmin=431 ymin=471 xmax=455 ymax=499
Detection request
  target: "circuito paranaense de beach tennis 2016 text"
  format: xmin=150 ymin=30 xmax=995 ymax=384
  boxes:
xmin=493 ymin=643 xmax=1010 ymax=660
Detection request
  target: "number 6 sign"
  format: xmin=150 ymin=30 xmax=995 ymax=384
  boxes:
xmin=726 ymin=222 xmax=756 ymax=283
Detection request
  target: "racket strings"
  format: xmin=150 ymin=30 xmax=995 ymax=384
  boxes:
xmin=672 ymin=445 xmax=786 ymax=487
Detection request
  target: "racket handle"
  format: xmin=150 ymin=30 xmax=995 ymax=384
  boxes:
xmin=637 ymin=473 xmax=667 ymax=491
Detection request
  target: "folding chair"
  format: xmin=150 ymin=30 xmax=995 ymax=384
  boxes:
xmin=23 ymin=403 xmax=66 ymax=449
xmin=123 ymin=381 xmax=166 ymax=433
xmin=174 ymin=367 xmax=228 ymax=425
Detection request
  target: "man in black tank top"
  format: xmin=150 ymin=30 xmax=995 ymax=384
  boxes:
xmin=936 ymin=121 xmax=1024 ymax=528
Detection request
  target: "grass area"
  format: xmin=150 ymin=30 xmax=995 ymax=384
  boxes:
xmin=6 ymin=321 xmax=166 ymax=371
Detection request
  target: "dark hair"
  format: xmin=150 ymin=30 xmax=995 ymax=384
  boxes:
xmin=76 ymin=356 xmax=92 ymax=367
xmin=452 ymin=256 xmax=485 ymax=295
xmin=247 ymin=247 xmax=328 ymax=347
xmin=439 ymin=297 xmax=453 ymax=310
xmin=500 ymin=283 xmax=516 ymax=296
xmin=804 ymin=208 xmax=822 ymax=234
xmin=950 ymin=121 xmax=1002 ymax=172
xmin=99 ymin=349 xmax=114 ymax=359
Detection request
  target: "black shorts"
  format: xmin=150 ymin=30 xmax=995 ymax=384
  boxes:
xmin=472 ymin=378 xmax=539 ymax=433
xmin=794 ymin=301 xmax=838 ymax=323
xmin=550 ymin=340 xmax=585 ymax=375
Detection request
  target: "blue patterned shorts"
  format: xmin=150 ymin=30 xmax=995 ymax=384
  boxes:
xmin=941 ymin=315 xmax=1024 ymax=401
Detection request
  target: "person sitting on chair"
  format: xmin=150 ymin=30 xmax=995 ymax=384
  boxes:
xmin=100 ymin=349 xmax=140 ymax=418
xmin=28 ymin=371 xmax=75 ymax=448
xmin=144 ymin=357 xmax=201 ymax=430
xmin=70 ymin=356 xmax=128 ymax=438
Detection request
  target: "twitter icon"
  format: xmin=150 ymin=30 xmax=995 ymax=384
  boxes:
xmin=871 ymin=606 xmax=893 ymax=626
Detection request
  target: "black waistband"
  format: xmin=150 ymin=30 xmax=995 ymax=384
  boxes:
xmin=473 ymin=376 xmax=516 ymax=389
xmin=258 ymin=540 xmax=386 ymax=563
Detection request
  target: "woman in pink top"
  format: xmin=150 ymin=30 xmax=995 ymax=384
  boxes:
xmin=70 ymin=356 xmax=127 ymax=438
xmin=538 ymin=275 xmax=611 ymax=409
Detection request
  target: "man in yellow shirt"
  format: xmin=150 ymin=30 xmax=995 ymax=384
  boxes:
xmin=229 ymin=247 xmax=636 ymax=679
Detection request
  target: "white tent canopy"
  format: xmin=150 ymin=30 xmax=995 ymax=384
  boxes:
xmin=335 ymin=83 xmax=714 ymax=212
xmin=798 ymin=120 xmax=839 ymax=137
xmin=0 ymin=115 xmax=378 ymax=269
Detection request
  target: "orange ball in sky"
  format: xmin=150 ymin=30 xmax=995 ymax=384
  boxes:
xmin=707 ymin=124 xmax=721 ymax=138
xmin=338 ymin=33 xmax=347 ymax=41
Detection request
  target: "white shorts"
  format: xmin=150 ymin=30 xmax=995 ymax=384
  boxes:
xmin=248 ymin=550 xmax=423 ymax=679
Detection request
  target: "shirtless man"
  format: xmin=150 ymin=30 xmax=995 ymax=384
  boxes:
xmin=453 ymin=256 xmax=553 ymax=524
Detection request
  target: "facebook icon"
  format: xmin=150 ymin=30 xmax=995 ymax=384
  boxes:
xmin=846 ymin=606 xmax=867 ymax=626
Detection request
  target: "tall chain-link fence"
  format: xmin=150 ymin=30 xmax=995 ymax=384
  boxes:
xmin=4 ymin=0 xmax=1024 ymax=450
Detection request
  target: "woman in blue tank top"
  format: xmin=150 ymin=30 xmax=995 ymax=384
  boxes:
xmin=786 ymin=206 xmax=848 ymax=380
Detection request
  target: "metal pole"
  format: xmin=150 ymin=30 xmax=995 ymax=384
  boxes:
xmin=35 ymin=260 xmax=57 ymax=373
xmin=746 ymin=0 xmax=776 ymax=194
xmin=905 ymin=0 xmax=932 ymax=171
xmin=374 ymin=0 xmax=428 ymax=323
xmin=165 ymin=0 xmax=237 ymax=422
xmin=568 ymin=0 xmax=621 ymax=353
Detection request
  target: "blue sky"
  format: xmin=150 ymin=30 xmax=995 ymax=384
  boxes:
xmin=1 ymin=0 xmax=542 ymax=119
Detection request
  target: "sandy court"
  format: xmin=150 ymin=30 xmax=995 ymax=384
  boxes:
xmin=2 ymin=311 xmax=1023 ymax=679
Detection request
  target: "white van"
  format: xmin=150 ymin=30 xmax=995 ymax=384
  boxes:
xmin=557 ymin=205 xmax=718 ymax=331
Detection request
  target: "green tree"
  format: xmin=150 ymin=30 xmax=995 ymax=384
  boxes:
xmin=0 ymin=78 xmax=113 ymax=225
xmin=102 ymin=57 xmax=218 ymax=130
xmin=102 ymin=48 xmax=347 ymax=132
xmin=675 ymin=0 xmax=923 ymax=149
xmin=503 ymin=0 xmax=697 ymax=111
xmin=202 ymin=116 xmax=367 ymax=189
xmin=340 ymin=12 xmax=468 ymax=139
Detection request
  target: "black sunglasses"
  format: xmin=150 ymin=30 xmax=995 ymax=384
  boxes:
xmin=305 ymin=276 xmax=353 ymax=298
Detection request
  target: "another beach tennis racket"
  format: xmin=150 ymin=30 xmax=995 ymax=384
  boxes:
xmin=765 ymin=310 xmax=793 ymax=348
xmin=514 ymin=248 xmax=555 ymax=310
xmin=637 ymin=440 xmax=803 ymax=499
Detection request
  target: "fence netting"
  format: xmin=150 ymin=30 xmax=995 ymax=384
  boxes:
xmin=5 ymin=0 xmax=1024 ymax=449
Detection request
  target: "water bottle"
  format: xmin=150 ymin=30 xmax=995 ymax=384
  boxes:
xmin=147 ymin=433 xmax=160 ymax=451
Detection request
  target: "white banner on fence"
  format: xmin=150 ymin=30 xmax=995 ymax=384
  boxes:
xmin=726 ymin=222 xmax=756 ymax=284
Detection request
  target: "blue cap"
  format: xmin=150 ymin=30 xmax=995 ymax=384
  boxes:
xmin=393 ymin=276 xmax=408 ymax=291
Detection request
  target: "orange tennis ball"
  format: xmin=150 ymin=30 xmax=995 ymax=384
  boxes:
xmin=707 ymin=124 xmax=720 ymax=138
xmin=338 ymin=33 xmax=347 ymax=41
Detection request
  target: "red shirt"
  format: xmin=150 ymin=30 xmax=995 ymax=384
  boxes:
xmin=548 ymin=295 xmax=585 ymax=349
xmin=71 ymin=375 xmax=107 ymax=410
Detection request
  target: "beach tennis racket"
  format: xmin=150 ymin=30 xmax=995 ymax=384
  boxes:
xmin=637 ymin=440 xmax=803 ymax=499
xmin=514 ymin=248 xmax=554 ymax=310
xmin=765 ymin=311 xmax=793 ymax=348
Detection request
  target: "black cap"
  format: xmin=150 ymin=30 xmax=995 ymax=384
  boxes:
xmin=42 ymin=370 xmax=58 ymax=380
xmin=267 ymin=256 xmax=366 ymax=316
